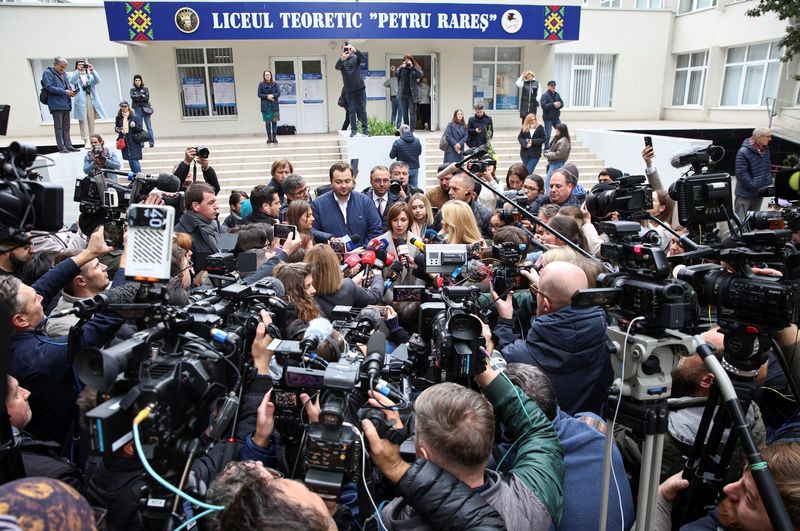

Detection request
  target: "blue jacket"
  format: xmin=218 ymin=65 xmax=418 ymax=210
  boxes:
xmin=311 ymin=190 xmax=383 ymax=244
xmin=390 ymin=130 xmax=422 ymax=169
xmin=496 ymin=305 xmax=613 ymax=415
xmin=83 ymin=147 xmax=121 ymax=175
xmin=443 ymin=122 xmax=468 ymax=164
xmin=734 ymin=138 xmax=772 ymax=198
xmin=540 ymin=90 xmax=564 ymax=121
xmin=258 ymin=81 xmax=280 ymax=114
xmin=10 ymin=259 xmax=125 ymax=446
xmin=42 ymin=66 xmax=72 ymax=112
xmin=68 ymin=69 xmax=108 ymax=121
xmin=467 ymin=113 xmax=494 ymax=148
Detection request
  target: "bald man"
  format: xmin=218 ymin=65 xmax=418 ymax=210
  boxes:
xmin=485 ymin=261 xmax=613 ymax=415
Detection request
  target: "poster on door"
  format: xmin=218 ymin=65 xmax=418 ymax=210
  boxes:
xmin=365 ymin=70 xmax=386 ymax=101
xmin=212 ymin=76 xmax=236 ymax=107
xmin=182 ymin=77 xmax=207 ymax=108
xmin=302 ymin=72 xmax=324 ymax=104
xmin=276 ymin=73 xmax=297 ymax=104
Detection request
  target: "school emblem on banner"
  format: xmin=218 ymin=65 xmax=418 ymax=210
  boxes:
xmin=126 ymin=2 xmax=153 ymax=41
xmin=543 ymin=5 xmax=566 ymax=40
xmin=175 ymin=7 xmax=200 ymax=33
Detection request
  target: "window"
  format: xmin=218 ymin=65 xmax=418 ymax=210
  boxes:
xmin=176 ymin=48 xmax=237 ymax=118
xmin=30 ymin=57 xmax=130 ymax=124
xmin=636 ymin=0 xmax=663 ymax=8
xmin=553 ymin=54 xmax=615 ymax=108
xmin=720 ymin=42 xmax=782 ymax=106
xmin=678 ymin=0 xmax=716 ymax=13
xmin=672 ymin=52 xmax=708 ymax=106
xmin=472 ymin=47 xmax=521 ymax=111
xmin=600 ymin=0 xmax=620 ymax=6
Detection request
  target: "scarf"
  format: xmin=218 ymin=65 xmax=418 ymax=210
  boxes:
xmin=748 ymin=137 xmax=767 ymax=157
xmin=184 ymin=210 xmax=219 ymax=247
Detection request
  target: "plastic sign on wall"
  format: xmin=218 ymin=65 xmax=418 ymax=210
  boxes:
xmin=108 ymin=2 xmax=579 ymax=42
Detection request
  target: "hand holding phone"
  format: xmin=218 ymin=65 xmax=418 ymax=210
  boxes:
xmin=274 ymin=223 xmax=297 ymax=242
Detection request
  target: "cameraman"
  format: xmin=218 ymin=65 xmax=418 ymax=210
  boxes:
xmin=83 ymin=134 xmax=120 ymax=174
xmin=1 ymin=228 xmax=126 ymax=451
xmin=363 ymin=358 xmax=564 ymax=529
xmin=174 ymin=146 xmax=221 ymax=194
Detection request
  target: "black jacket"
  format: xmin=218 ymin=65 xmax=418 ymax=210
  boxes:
xmin=243 ymin=209 xmax=277 ymax=226
xmin=174 ymin=160 xmax=221 ymax=194
xmin=315 ymin=276 xmax=384 ymax=320
xmin=433 ymin=199 xmax=493 ymax=240
xmin=519 ymin=79 xmax=540 ymax=119
xmin=267 ymin=177 xmax=285 ymax=204
xmin=540 ymin=90 xmax=564 ymax=121
xmin=467 ymin=114 xmax=494 ymax=148
xmin=174 ymin=211 xmax=222 ymax=257
xmin=336 ymin=50 xmax=367 ymax=94
xmin=518 ymin=125 xmax=546 ymax=161
xmin=361 ymin=186 xmax=403 ymax=222
xmin=384 ymin=459 xmax=506 ymax=530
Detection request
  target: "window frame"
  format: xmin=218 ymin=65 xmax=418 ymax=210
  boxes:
xmin=677 ymin=0 xmax=717 ymax=15
xmin=720 ymin=41 xmax=782 ymax=107
xmin=176 ymin=47 xmax=238 ymax=119
xmin=553 ymin=53 xmax=616 ymax=109
xmin=471 ymin=46 xmax=522 ymax=112
xmin=672 ymin=51 xmax=708 ymax=106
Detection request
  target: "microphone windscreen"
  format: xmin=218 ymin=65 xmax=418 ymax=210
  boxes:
xmin=413 ymin=253 xmax=426 ymax=268
xmin=384 ymin=252 xmax=396 ymax=266
xmin=156 ymin=173 xmax=181 ymax=193
xmin=357 ymin=307 xmax=382 ymax=329
xmin=366 ymin=330 xmax=387 ymax=356
xmin=253 ymin=276 xmax=286 ymax=298
xmin=344 ymin=254 xmax=361 ymax=268
xmin=104 ymin=281 xmax=141 ymax=305
xmin=391 ymin=260 xmax=403 ymax=273
xmin=361 ymin=250 xmax=376 ymax=265
xmin=304 ymin=317 xmax=334 ymax=342
xmin=350 ymin=234 xmax=361 ymax=245
xmin=424 ymin=229 xmax=440 ymax=242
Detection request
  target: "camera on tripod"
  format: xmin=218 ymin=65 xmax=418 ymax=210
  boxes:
xmin=427 ymin=286 xmax=485 ymax=382
xmin=491 ymin=241 xmax=527 ymax=294
xmin=586 ymin=175 xmax=653 ymax=221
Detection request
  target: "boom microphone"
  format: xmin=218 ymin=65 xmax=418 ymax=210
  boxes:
xmin=461 ymin=144 xmax=487 ymax=157
xmin=49 ymin=281 xmax=140 ymax=319
xmin=299 ymin=317 xmax=334 ymax=354
xmin=669 ymin=145 xmax=711 ymax=169
xmin=363 ymin=331 xmax=387 ymax=385
xmin=127 ymin=172 xmax=182 ymax=193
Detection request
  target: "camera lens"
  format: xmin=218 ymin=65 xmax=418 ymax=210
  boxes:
xmin=196 ymin=147 xmax=210 ymax=158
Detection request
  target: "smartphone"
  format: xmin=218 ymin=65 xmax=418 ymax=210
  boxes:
xmin=644 ymin=136 xmax=653 ymax=149
xmin=367 ymin=305 xmax=389 ymax=318
xmin=274 ymin=223 xmax=297 ymax=242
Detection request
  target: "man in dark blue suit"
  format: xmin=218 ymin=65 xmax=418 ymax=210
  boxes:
xmin=311 ymin=162 xmax=383 ymax=244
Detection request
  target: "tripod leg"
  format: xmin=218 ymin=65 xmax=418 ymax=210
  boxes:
xmin=636 ymin=434 xmax=654 ymax=530
xmin=598 ymin=415 xmax=616 ymax=531
xmin=643 ymin=432 xmax=665 ymax=531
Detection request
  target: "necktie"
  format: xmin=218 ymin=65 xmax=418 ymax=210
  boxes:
xmin=378 ymin=197 xmax=385 ymax=216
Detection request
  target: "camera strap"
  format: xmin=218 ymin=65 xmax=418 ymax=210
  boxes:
xmin=385 ymin=413 xmax=414 ymax=446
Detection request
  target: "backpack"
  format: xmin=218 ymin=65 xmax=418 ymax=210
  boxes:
xmin=39 ymin=80 xmax=48 ymax=105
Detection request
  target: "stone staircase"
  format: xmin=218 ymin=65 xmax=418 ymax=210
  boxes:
xmin=138 ymin=131 xmax=605 ymax=218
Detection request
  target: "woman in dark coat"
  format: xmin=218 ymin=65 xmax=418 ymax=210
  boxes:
xmin=395 ymin=54 xmax=423 ymax=131
xmin=518 ymin=113 xmax=546 ymax=174
xmin=130 ymin=75 xmax=154 ymax=147
xmin=258 ymin=70 xmax=280 ymax=143
xmin=114 ymin=101 xmax=144 ymax=173
xmin=516 ymin=70 xmax=539 ymax=122
xmin=443 ymin=109 xmax=468 ymax=164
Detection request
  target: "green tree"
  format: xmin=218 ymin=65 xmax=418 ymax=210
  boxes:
xmin=746 ymin=0 xmax=800 ymax=62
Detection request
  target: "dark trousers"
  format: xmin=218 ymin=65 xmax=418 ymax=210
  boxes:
xmin=398 ymin=94 xmax=416 ymax=130
xmin=390 ymin=96 xmax=401 ymax=128
xmin=347 ymin=89 xmax=368 ymax=134
xmin=51 ymin=110 xmax=74 ymax=150
xmin=543 ymin=117 xmax=561 ymax=150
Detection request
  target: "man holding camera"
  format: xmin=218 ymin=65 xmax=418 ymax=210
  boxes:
xmin=364 ymin=357 xmax=564 ymax=530
xmin=362 ymin=165 xmax=401 ymax=223
xmin=174 ymin=146 xmax=221 ymax=194
xmin=336 ymin=43 xmax=370 ymax=138
xmin=41 ymin=56 xmax=79 ymax=153
xmin=82 ymin=135 xmax=121 ymax=175
xmin=68 ymin=61 xmax=107 ymax=148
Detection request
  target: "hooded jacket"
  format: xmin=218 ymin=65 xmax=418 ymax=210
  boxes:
xmin=496 ymin=305 xmax=612 ymax=415
xmin=734 ymin=138 xmax=772 ymax=198
xmin=390 ymin=130 xmax=423 ymax=169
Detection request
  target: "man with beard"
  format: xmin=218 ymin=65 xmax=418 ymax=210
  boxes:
xmin=0 ymin=234 xmax=34 ymax=280
xmin=655 ymin=440 xmax=800 ymax=531
xmin=45 ymin=249 xmax=110 ymax=337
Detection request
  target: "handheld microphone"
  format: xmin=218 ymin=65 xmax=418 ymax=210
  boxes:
xmin=367 ymin=237 xmax=389 ymax=251
xmin=341 ymin=253 xmax=361 ymax=273
xmin=127 ymin=172 xmax=182 ymax=193
xmin=360 ymin=250 xmax=377 ymax=287
xmin=341 ymin=234 xmax=361 ymax=252
xmin=410 ymin=237 xmax=425 ymax=252
xmin=299 ymin=317 xmax=334 ymax=354
xmin=363 ymin=331 xmax=387 ymax=385
xmin=423 ymin=229 xmax=441 ymax=243
xmin=384 ymin=260 xmax=404 ymax=289
xmin=384 ymin=252 xmax=396 ymax=267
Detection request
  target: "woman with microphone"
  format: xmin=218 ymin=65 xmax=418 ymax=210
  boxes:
xmin=377 ymin=202 xmax=422 ymax=302
xmin=304 ymin=244 xmax=384 ymax=319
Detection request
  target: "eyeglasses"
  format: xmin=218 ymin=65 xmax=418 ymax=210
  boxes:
xmin=529 ymin=283 xmax=548 ymax=299
xmin=523 ymin=185 xmax=540 ymax=192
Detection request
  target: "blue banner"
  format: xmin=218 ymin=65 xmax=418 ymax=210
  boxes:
xmin=109 ymin=2 xmax=580 ymax=42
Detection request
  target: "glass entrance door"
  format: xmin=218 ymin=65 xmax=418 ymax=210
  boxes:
xmin=272 ymin=57 xmax=328 ymax=133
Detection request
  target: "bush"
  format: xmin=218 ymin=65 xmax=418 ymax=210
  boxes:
xmin=367 ymin=116 xmax=397 ymax=137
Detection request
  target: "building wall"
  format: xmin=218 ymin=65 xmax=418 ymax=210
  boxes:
xmin=1 ymin=3 xmax=129 ymax=138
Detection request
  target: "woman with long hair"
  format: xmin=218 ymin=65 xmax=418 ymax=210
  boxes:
xmin=130 ymin=75 xmax=154 ymax=147
xmin=408 ymin=193 xmax=433 ymax=239
xmin=286 ymin=199 xmax=317 ymax=246
xmin=114 ymin=101 xmax=144 ymax=174
xmin=378 ymin=202 xmax=421 ymax=302
xmin=443 ymin=109 xmax=468 ymax=164
xmin=441 ymin=200 xmax=484 ymax=247
xmin=304 ymin=244 xmax=385 ymax=319
xmin=395 ymin=54 xmax=423 ymax=130
xmin=644 ymin=189 xmax=675 ymax=252
xmin=273 ymin=262 xmax=322 ymax=325
xmin=258 ymin=70 xmax=280 ymax=144
xmin=543 ymin=123 xmax=571 ymax=187
xmin=518 ymin=113 xmax=546 ymax=174
xmin=540 ymin=215 xmax=588 ymax=252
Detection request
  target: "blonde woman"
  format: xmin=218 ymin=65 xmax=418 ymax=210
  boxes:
xmin=408 ymin=193 xmax=433 ymax=239
xmin=518 ymin=113 xmax=546 ymax=174
xmin=516 ymin=70 xmax=539 ymax=122
xmin=441 ymin=200 xmax=485 ymax=248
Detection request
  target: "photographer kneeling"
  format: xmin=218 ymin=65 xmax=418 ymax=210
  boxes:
xmin=83 ymin=134 xmax=121 ymax=174
xmin=364 ymin=359 xmax=564 ymax=530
